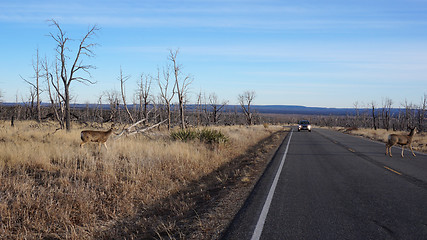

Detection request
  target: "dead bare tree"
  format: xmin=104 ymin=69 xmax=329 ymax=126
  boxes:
xmin=158 ymin=65 xmax=175 ymax=130
xmin=402 ymin=99 xmax=417 ymax=129
xmin=238 ymin=91 xmax=256 ymax=125
xmin=46 ymin=58 xmax=65 ymax=128
xmin=418 ymin=94 xmax=427 ymax=132
xmin=104 ymin=90 xmax=120 ymax=123
xmin=195 ymin=91 xmax=210 ymax=126
xmin=195 ymin=91 xmax=203 ymax=126
xmin=21 ymin=48 xmax=42 ymax=122
xmin=137 ymin=73 xmax=152 ymax=123
xmin=93 ymin=93 xmax=104 ymax=123
xmin=153 ymin=95 xmax=164 ymax=125
xmin=370 ymin=101 xmax=377 ymax=130
xmin=353 ymin=101 xmax=361 ymax=127
xmin=119 ymin=67 xmax=135 ymax=123
xmin=209 ymin=93 xmax=228 ymax=125
xmin=381 ymin=97 xmax=393 ymax=130
xmin=168 ymin=49 xmax=193 ymax=129
xmin=35 ymin=49 xmax=41 ymax=122
xmin=48 ymin=19 xmax=99 ymax=131
xmin=22 ymin=87 xmax=36 ymax=119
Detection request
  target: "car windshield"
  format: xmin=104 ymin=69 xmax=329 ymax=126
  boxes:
xmin=299 ymin=121 xmax=309 ymax=124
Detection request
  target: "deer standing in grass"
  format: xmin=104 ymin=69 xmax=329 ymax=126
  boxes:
xmin=385 ymin=127 xmax=416 ymax=158
xmin=80 ymin=124 xmax=116 ymax=150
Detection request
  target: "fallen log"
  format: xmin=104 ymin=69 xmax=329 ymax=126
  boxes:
xmin=114 ymin=119 xmax=168 ymax=140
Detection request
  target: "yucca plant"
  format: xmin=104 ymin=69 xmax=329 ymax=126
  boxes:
xmin=198 ymin=129 xmax=229 ymax=144
xmin=171 ymin=128 xmax=229 ymax=145
xmin=170 ymin=129 xmax=199 ymax=142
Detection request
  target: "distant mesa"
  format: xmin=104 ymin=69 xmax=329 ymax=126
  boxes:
xmin=2 ymin=102 xmax=393 ymax=116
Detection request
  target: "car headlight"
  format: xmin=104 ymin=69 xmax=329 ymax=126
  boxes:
xmin=308 ymin=125 xmax=311 ymax=130
xmin=298 ymin=125 xmax=302 ymax=129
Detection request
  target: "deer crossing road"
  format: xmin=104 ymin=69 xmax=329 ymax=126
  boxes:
xmin=223 ymin=127 xmax=427 ymax=239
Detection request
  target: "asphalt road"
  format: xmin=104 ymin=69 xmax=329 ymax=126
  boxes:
xmin=223 ymin=127 xmax=427 ymax=240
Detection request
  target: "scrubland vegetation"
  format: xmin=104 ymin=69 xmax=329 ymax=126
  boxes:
xmin=0 ymin=120 xmax=284 ymax=239
xmin=0 ymin=18 xmax=424 ymax=239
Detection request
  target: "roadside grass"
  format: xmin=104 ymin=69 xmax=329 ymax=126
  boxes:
xmin=0 ymin=120 xmax=282 ymax=239
xmin=328 ymin=126 xmax=427 ymax=153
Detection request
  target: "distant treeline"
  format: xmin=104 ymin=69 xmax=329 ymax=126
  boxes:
xmin=0 ymin=102 xmax=411 ymax=116
xmin=0 ymin=102 xmax=425 ymax=132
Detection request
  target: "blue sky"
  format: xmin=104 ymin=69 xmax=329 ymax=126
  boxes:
xmin=0 ymin=0 xmax=426 ymax=108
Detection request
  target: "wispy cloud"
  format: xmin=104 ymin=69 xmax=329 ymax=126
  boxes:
xmin=2 ymin=0 xmax=426 ymax=106
xmin=116 ymin=42 xmax=427 ymax=65
xmin=2 ymin=0 xmax=427 ymax=31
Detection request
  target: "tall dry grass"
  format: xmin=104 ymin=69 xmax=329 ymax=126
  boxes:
xmin=0 ymin=121 xmax=281 ymax=239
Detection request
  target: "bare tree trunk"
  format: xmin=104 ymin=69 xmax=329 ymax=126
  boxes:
xmin=167 ymin=104 xmax=172 ymax=130
xmin=36 ymin=49 xmax=41 ymax=122
xmin=158 ymin=65 xmax=175 ymax=131
xmin=21 ymin=48 xmax=42 ymax=122
xmin=65 ymin=86 xmax=71 ymax=130
xmin=384 ymin=97 xmax=393 ymax=130
xmin=179 ymin=96 xmax=185 ymax=128
xmin=353 ymin=101 xmax=360 ymax=128
xmin=418 ymin=94 xmax=426 ymax=132
xmin=48 ymin=19 xmax=99 ymax=131
xmin=137 ymin=73 xmax=152 ymax=124
xmin=105 ymin=90 xmax=120 ymax=123
xmin=169 ymin=49 xmax=192 ymax=129
xmin=46 ymin=61 xmax=64 ymax=129
xmin=238 ymin=91 xmax=256 ymax=125
xmin=119 ymin=67 xmax=134 ymax=123
xmin=209 ymin=93 xmax=227 ymax=125
xmin=370 ymin=101 xmax=377 ymax=130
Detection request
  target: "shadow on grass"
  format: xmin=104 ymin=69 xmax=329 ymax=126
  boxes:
xmin=94 ymin=130 xmax=288 ymax=240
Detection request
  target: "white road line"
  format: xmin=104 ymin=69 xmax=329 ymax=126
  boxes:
xmin=251 ymin=129 xmax=293 ymax=240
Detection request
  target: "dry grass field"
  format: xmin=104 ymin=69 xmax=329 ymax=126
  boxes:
xmin=0 ymin=121 xmax=284 ymax=239
xmin=331 ymin=127 xmax=427 ymax=153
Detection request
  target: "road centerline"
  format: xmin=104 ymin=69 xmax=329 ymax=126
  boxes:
xmin=316 ymin=129 xmax=427 ymax=190
xmin=384 ymin=166 xmax=402 ymax=175
xmin=250 ymin=129 xmax=293 ymax=240
xmin=224 ymin=128 xmax=427 ymax=239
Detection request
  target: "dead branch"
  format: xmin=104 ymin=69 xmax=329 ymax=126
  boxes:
xmin=113 ymin=109 xmax=157 ymax=139
xmin=126 ymin=119 xmax=168 ymax=137
xmin=119 ymin=67 xmax=135 ymax=123
xmin=114 ymin=119 xmax=168 ymax=140
xmin=114 ymin=118 xmax=147 ymax=139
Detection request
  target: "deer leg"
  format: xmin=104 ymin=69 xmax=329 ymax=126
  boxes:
xmin=387 ymin=144 xmax=393 ymax=157
xmin=410 ymin=145 xmax=416 ymax=157
xmin=401 ymin=146 xmax=405 ymax=158
xmin=103 ymin=142 xmax=108 ymax=150
xmin=386 ymin=145 xmax=392 ymax=157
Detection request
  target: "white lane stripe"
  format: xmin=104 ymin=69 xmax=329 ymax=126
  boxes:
xmin=251 ymin=129 xmax=293 ymax=240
